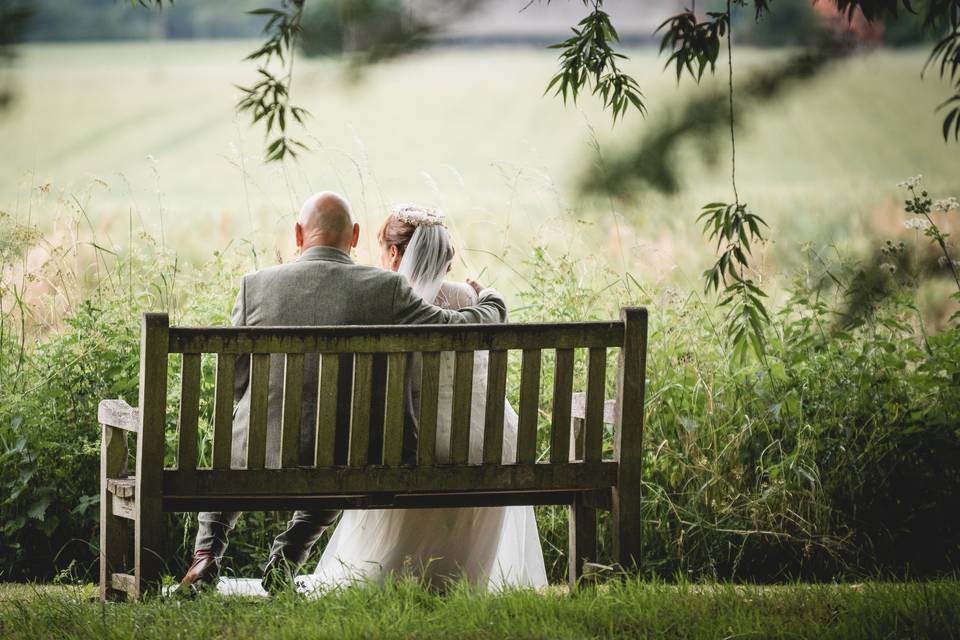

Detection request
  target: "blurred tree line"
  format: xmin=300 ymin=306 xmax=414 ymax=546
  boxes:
xmin=18 ymin=0 xmax=273 ymax=41
xmin=10 ymin=0 xmax=937 ymax=47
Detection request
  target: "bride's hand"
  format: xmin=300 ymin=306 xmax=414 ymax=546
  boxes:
xmin=466 ymin=278 xmax=484 ymax=294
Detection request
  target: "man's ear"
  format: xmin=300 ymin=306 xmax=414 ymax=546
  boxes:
xmin=351 ymin=223 xmax=360 ymax=248
xmin=295 ymin=222 xmax=304 ymax=250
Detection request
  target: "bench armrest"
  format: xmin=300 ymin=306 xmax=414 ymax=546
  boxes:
xmin=570 ymin=392 xmax=617 ymax=425
xmin=98 ymin=399 xmax=140 ymax=433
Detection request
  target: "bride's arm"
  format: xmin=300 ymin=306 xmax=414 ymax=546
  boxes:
xmin=436 ymin=281 xmax=479 ymax=311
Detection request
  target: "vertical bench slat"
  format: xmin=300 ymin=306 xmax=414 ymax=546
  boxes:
xmin=550 ymin=348 xmax=575 ymax=463
xmin=382 ymin=352 xmax=407 ymax=466
xmin=176 ymin=353 xmax=201 ymax=471
xmin=349 ymin=353 xmax=373 ymax=467
xmin=584 ymin=347 xmax=607 ymax=462
xmin=516 ymin=349 xmax=541 ymax=464
xmin=449 ymin=351 xmax=474 ymax=464
xmin=417 ymin=352 xmax=441 ymax=466
xmin=314 ymin=353 xmax=339 ymax=467
xmin=211 ymin=353 xmax=235 ymax=470
xmin=246 ymin=353 xmax=271 ymax=470
xmin=482 ymin=349 xmax=508 ymax=465
xmin=280 ymin=353 xmax=304 ymax=469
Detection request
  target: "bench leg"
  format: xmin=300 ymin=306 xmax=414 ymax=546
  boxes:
xmin=100 ymin=426 xmax=129 ymax=602
xmin=134 ymin=499 xmax=164 ymax=599
xmin=568 ymin=494 xmax=597 ymax=589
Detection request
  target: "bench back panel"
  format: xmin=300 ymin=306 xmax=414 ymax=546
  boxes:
xmin=142 ymin=313 xmax=647 ymax=500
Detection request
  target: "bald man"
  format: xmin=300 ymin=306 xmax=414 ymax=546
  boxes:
xmin=179 ymin=192 xmax=507 ymax=595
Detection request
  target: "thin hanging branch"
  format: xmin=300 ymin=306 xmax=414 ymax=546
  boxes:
xmin=696 ymin=0 xmax=770 ymax=363
xmin=236 ymin=1 xmax=310 ymax=162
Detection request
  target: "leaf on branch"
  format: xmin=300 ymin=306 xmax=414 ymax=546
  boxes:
xmin=546 ymin=1 xmax=646 ymax=122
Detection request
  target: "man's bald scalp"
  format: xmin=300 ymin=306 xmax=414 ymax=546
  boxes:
xmin=297 ymin=191 xmax=354 ymax=246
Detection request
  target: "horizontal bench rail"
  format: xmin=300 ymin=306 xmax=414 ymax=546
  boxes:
xmin=163 ymin=461 xmax=618 ymax=497
xmin=167 ymin=321 xmax=625 ymax=354
xmin=163 ymin=488 xmax=613 ymax=513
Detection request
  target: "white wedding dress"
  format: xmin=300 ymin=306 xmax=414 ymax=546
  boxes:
xmin=297 ymin=282 xmax=547 ymax=594
xmin=218 ymin=283 xmax=547 ymax=597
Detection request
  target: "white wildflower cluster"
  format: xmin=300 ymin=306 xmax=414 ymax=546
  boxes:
xmin=934 ymin=197 xmax=960 ymax=212
xmin=938 ymin=256 xmax=960 ymax=269
xmin=880 ymin=262 xmax=897 ymax=274
xmin=904 ymin=217 xmax=932 ymax=230
xmin=897 ymin=175 xmax=923 ymax=189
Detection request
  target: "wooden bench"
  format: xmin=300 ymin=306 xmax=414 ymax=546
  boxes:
xmin=98 ymin=308 xmax=648 ymax=600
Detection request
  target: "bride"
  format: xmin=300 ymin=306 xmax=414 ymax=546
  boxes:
xmin=296 ymin=205 xmax=547 ymax=594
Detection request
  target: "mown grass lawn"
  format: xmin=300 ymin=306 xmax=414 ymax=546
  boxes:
xmin=1 ymin=579 xmax=958 ymax=639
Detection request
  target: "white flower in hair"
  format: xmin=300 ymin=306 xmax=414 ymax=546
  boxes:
xmin=394 ymin=204 xmax=446 ymax=227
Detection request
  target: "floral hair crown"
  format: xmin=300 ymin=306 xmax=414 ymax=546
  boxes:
xmin=394 ymin=204 xmax=446 ymax=228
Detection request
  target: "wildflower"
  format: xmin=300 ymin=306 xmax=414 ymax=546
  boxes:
xmin=897 ymin=175 xmax=923 ymax=189
xmin=904 ymin=217 xmax=931 ymax=230
xmin=934 ymin=197 xmax=960 ymax=212
xmin=880 ymin=262 xmax=897 ymax=274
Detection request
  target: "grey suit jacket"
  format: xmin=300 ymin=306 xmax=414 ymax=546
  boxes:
xmin=229 ymin=245 xmax=507 ymax=468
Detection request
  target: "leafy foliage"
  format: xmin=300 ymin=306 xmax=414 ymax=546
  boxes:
xmin=699 ymin=201 xmax=770 ymax=361
xmin=2 ymin=210 xmax=960 ymax=583
xmin=235 ymin=1 xmax=310 ymax=162
xmin=657 ymin=10 xmax=728 ymax=83
xmin=545 ymin=0 xmax=646 ymax=122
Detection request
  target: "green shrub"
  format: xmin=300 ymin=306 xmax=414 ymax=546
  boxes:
xmin=1 ymin=214 xmax=958 ymax=584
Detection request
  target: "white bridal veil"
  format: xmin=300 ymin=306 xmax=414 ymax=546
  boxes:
xmin=396 ymin=210 xmax=452 ymax=303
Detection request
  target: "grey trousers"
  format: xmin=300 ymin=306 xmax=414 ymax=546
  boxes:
xmin=195 ymin=509 xmax=340 ymax=567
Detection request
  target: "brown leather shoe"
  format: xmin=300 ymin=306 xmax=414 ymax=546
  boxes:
xmin=179 ymin=550 xmax=220 ymax=594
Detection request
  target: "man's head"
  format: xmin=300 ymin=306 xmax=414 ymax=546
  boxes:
xmin=295 ymin=191 xmax=359 ymax=253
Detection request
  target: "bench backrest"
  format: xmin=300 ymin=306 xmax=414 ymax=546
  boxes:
xmin=133 ymin=307 xmax=648 ymax=510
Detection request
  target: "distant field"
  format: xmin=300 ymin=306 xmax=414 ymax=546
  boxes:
xmin=1 ymin=41 xmax=957 ymax=294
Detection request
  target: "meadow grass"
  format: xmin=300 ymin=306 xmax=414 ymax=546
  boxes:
xmin=1 ymin=578 xmax=959 ymax=639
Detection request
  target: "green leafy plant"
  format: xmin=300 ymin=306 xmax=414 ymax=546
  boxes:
xmin=236 ymin=0 xmax=310 ymax=162
xmin=699 ymin=201 xmax=770 ymax=361
xmin=544 ymin=0 xmax=646 ymax=122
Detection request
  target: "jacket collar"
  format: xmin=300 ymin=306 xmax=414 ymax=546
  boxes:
xmin=297 ymin=246 xmax=354 ymax=265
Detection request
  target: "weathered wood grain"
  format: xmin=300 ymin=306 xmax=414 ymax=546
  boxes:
xmin=98 ymin=399 xmax=139 ymax=433
xmin=314 ymin=354 xmax=339 ymax=467
xmin=349 ymin=354 xmax=373 ymax=467
xmin=279 ymin=353 xmax=304 ymax=469
xmin=449 ymin=351 xmax=474 ymax=464
xmin=168 ymin=322 xmax=624 ymax=354
xmin=176 ymin=354 xmax=201 ymax=472
xmin=612 ymin=307 xmax=648 ymax=572
xmin=246 ymin=353 xmax=271 ymax=470
xmin=134 ymin=312 xmax=168 ymax=599
xmin=550 ymin=348 xmax=574 ymax=463
xmin=211 ymin=354 xmax=235 ymax=470
xmin=99 ymin=424 xmax=129 ymax=602
xmin=516 ymin=349 xmax=541 ymax=464
xmin=382 ymin=352 xmax=406 ymax=466
xmin=584 ymin=347 xmax=607 ymax=463
xmin=568 ymin=494 xmax=597 ymax=588
xmin=417 ymin=352 xmax=441 ymax=466
xmin=482 ymin=350 xmax=508 ymax=465
xmin=571 ymin=393 xmax=617 ymax=425
xmin=163 ymin=461 xmax=618 ymax=496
